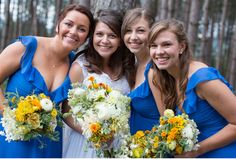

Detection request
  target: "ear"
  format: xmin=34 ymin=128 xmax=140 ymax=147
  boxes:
xmin=179 ymin=42 xmax=186 ymax=54
xmin=55 ymin=23 xmax=59 ymax=34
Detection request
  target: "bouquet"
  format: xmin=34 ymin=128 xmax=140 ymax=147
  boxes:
xmin=66 ymin=76 xmax=131 ymax=157
xmin=117 ymin=109 xmax=200 ymax=158
xmin=0 ymin=93 xmax=62 ymax=148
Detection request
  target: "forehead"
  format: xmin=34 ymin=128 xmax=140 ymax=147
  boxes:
xmin=154 ymin=30 xmax=178 ymax=42
xmin=63 ymin=10 xmax=90 ymax=25
xmin=94 ymin=22 xmax=113 ymax=33
xmin=128 ymin=17 xmax=149 ymax=28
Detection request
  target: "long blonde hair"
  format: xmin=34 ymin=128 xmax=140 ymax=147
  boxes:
xmin=148 ymin=19 xmax=192 ymax=112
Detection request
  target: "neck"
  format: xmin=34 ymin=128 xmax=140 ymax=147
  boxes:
xmin=135 ymin=48 xmax=150 ymax=66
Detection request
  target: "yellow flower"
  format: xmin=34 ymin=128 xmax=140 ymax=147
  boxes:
xmin=51 ymin=108 xmax=57 ymax=118
xmin=89 ymin=122 xmax=101 ymax=133
xmin=93 ymin=83 xmax=99 ymax=89
xmin=135 ymin=130 xmax=145 ymax=138
xmin=39 ymin=93 xmax=47 ymax=99
xmin=88 ymin=76 xmax=95 ymax=82
xmin=132 ymin=147 xmax=144 ymax=158
xmin=175 ymin=145 xmax=183 ymax=155
xmin=161 ymin=131 xmax=167 ymax=137
xmin=26 ymin=113 xmax=40 ymax=129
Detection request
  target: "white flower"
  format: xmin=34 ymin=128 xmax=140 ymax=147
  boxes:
xmin=95 ymin=103 xmax=114 ymax=120
xmin=71 ymin=104 xmax=82 ymax=114
xmin=40 ymin=98 xmax=53 ymax=112
xmin=168 ymin=141 xmax=177 ymax=150
xmin=185 ymin=139 xmax=194 ymax=151
xmin=74 ymin=87 xmax=86 ymax=97
xmin=182 ymin=124 xmax=194 ymax=139
xmin=164 ymin=109 xmax=175 ymax=118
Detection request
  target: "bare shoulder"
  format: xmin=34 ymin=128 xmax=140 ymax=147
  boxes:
xmin=188 ymin=61 xmax=208 ymax=78
xmin=69 ymin=62 xmax=84 ymax=83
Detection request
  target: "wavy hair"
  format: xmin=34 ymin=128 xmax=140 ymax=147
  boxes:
xmin=148 ymin=19 xmax=192 ymax=112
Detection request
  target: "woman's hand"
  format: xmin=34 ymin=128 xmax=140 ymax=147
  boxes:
xmin=175 ymin=150 xmax=199 ymax=158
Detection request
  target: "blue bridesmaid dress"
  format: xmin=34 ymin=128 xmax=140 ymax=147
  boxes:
xmin=129 ymin=62 xmax=160 ymax=135
xmin=179 ymin=67 xmax=236 ymax=157
xmin=0 ymin=36 xmax=74 ymax=157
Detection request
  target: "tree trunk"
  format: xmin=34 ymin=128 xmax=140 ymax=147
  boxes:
xmin=167 ymin=0 xmax=174 ymax=19
xmin=215 ymin=0 xmax=228 ymax=70
xmin=229 ymin=25 xmax=236 ymax=88
xmin=187 ymin=0 xmax=200 ymax=55
xmin=78 ymin=0 xmax=90 ymax=8
xmin=183 ymin=0 xmax=191 ymax=30
xmin=200 ymin=0 xmax=210 ymax=63
xmin=1 ymin=0 xmax=11 ymax=50
xmin=30 ymin=0 xmax=38 ymax=35
xmin=93 ymin=0 xmax=136 ymax=16
xmin=140 ymin=0 xmax=157 ymax=18
xmin=159 ymin=0 xmax=168 ymax=19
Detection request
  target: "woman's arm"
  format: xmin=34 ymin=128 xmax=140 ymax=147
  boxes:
xmin=177 ymin=79 xmax=236 ymax=157
xmin=0 ymin=42 xmax=25 ymax=115
xmin=148 ymin=68 xmax=165 ymax=116
xmin=62 ymin=62 xmax=84 ymax=133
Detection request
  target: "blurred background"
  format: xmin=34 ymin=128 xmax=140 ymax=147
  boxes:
xmin=0 ymin=0 xmax=236 ymax=90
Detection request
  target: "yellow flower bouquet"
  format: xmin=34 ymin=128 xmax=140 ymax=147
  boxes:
xmin=150 ymin=109 xmax=200 ymax=157
xmin=66 ymin=76 xmax=131 ymax=157
xmin=116 ymin=109 xmax=200 ymax=158
xmin=0 ymin=93 xmax=62 ymax=148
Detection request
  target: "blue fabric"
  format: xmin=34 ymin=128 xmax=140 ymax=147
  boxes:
xmin=177 ymin=67 xmax=236 ymax=157
xmin=128 ymin=62 xmax=160 ymax=135
xmin=0 ymin=36 xmax=74 ymax=158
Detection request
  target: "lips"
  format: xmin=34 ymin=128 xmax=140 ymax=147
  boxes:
xmin=64 ymin=36 xmax=79 ymax=43
xmin=154 ymin=57 xmax=169 ymax=65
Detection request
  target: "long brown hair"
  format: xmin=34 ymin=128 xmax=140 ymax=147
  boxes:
xmin=80 ymin=10 xmax=136 ymax=88
xmin=148 ymin=19 xmax=192 ymax=112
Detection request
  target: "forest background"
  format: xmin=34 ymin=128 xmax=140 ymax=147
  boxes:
xmin=0 ymin=0 xmax=236 ymax=91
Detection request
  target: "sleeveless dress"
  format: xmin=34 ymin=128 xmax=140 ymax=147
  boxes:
xmin=0 ymin=36 xmax=74 ymax=158
xmin=63 ymin=54 xmax=130 ymax=158
xmin=177 ymin=67 xmax=236 ymax=157
xmin=128 ymin=62 xmax=160 ymax=135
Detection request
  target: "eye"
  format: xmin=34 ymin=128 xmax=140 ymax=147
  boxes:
xmin=78 ymin=27 xmax=87 ymax=33
xmin=64 ymin=22 xmax=72 ymax=27
xmin=125 ymin=29 xmax=132 ymax=34
xmin=108 ymin=34 xmax=117 ymax=39
xmin=137 ymin=29 xmax=145 ymax=33
xmin=95 ymin=32 xmax=103 ymax=37
xmin=162 ymin=42 xmax=171 ymax=47
xmin=150 ymin=44 xmax=157 ymax=49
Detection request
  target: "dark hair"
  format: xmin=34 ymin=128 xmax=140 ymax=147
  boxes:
xmin=81 ymin=9 xmax=135 ymax=88
xmin=57 ymin=4 xmax=94 ymax=37
xmin=148 ymin=19 xmax=192 ymax=112
xmin=121 ymin=8 xmax=154 ymax=39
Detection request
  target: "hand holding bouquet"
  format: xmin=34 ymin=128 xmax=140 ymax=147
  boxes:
xmin=66 ymin=76 xmax=131 ymax=157
xmin=0 ymin=93 xmax=62 ymax=148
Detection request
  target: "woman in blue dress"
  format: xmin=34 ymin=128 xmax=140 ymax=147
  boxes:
xmin=0 ymin=4 xmax=94 ymax=158
xmin=148 ymin=19 xmax=236 ymax=157
xmin=121 ymin=8 xmax=164 ymax=135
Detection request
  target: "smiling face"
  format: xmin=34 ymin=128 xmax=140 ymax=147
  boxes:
xmin=123 ymin=18 xmax=150 ymax=55
xmin=93 ymin=21 xmax=120 ymax=60
xmin=150 ymin=30 xmax=185 ymax=73
xmin=57 ymin=10 xmax=90 ymax=50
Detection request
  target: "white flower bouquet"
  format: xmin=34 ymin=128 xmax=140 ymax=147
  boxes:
xmin=0 ymin=93 xmax=62 ymax=148
xmin=66 ymin=76 xmax=131 ymax=157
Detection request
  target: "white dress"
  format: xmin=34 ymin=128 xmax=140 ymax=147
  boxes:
xmin=63 ymin=54 xmax=130 ymax=158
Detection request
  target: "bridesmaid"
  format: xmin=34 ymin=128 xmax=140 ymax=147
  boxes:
xmin=121 ymin=8 xmax=163 ymax=135
xmin=62 ymin=9 xmax=135 ymax=158
xmin=0 ymin=4 xmax=94 ymax=158
xmin=149 ymin=19 xmax=236 ymax=157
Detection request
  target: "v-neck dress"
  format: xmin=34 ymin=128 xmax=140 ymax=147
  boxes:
xmin=177 ymin=67 xmax=236 ymax=157
xmin=128 ymin=62 xmax=160 ymax=135
xmin=63 ymin=54 xmax=130 ymax=158
xmin=0 ymin=36 xmax=74 ymax=158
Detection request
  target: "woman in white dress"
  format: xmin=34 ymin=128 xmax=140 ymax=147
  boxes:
xmin=62 ymin=10 xmax=135 ymax=158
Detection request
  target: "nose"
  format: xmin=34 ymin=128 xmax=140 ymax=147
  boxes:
xmin=101 ymin=35 xmax=109 ymax=44
xmin=152 ymin=45 xmax=164 ymax=55
xmin=69 ymin=26 xmax=77 ymax=34
xmin=130 ymin=31 xmax=138 ymax=40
